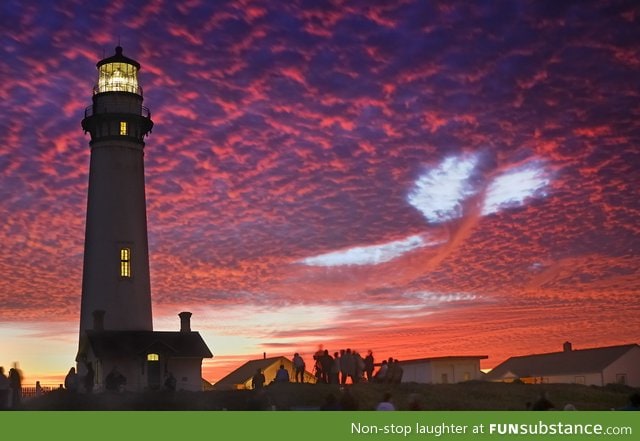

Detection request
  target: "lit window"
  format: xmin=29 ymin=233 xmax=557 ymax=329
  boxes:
xmin=120 ymin=248 xmax=131 ymax=278
xmin=147 ymin=353 xmax=159 ymax=361
xmin=120 ymin=121 xmax=127 ymax=135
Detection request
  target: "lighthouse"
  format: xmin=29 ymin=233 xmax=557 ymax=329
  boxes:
xmin=76 ymin=47 xmax=212 ymax=392
xmin=79 ymin=46 xmax=154 ymax=333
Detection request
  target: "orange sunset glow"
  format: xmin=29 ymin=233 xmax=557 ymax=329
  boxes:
xmin=1 ymin=0 xmax=639 ymax=387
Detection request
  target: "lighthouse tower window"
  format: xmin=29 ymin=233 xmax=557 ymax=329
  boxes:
xmin=120 ymin=121 xmax=128 ymax=135
xmin=120 ymin=248 xmax=132 ymax=278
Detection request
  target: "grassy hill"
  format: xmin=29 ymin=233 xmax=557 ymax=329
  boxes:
xmin=19 ymin=381 xmax=638 ymax=411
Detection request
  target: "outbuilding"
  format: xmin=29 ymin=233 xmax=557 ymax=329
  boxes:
xmin=399 ymin=355 xmax=488 ymax=384
xmin=485 ymin=342 xmax=640 ymax=386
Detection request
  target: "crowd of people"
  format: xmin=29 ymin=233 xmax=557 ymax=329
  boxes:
xmin=310 ymin=347 xmax=403 ymax=385
xmin=248 ymin=347 xmax=404 ymax=389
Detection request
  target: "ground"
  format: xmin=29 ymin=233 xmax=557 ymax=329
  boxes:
xmin=17 ymin=381 xmax=639 ymax=411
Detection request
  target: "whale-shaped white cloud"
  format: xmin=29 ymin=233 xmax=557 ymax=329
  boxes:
xmin=300 ymin=155 xmax=550 ymax=268
xmin=299 ymin=234 xmax=438 ymax=267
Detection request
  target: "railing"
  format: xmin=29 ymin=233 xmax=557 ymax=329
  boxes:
xmin=84 ymin=105 xmax=151 ymax=119
xmin=21 ymin=384 xmax=61 ymax=399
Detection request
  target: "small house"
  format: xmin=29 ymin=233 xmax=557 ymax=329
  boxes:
xmin=485 ymin=342 xmax=640 ymax=387
xmin=214 ymin=356 xmax=316 ymax=390
xmin=399 ymin=355 xmax=488 ymax=384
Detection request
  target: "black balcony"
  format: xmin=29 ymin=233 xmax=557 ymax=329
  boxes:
xmin=84 ymin=105 xmax=151 ymax=119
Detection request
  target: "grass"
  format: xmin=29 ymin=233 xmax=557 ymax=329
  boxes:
xmin=18 ymin=381 xmax=638 ymax=411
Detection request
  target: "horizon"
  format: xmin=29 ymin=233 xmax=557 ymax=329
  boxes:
xmin=1 ymin=1 xmax=639 ymax=387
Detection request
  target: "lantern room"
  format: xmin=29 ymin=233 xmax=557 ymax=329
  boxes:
xmin=95 ymin=46 xmax=142 ymax=95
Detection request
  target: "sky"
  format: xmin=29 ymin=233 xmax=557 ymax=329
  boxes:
xmin=1 ymin=0 xmax=639 ymax=386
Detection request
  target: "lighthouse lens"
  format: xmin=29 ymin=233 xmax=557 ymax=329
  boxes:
xmin=97 ymin=62 xmax=139 ymax=94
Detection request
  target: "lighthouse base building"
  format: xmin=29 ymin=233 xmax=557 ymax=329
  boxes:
xmin=76 ymin=312 xmax=212 ymax=392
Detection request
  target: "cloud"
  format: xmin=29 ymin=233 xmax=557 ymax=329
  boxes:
xmin=407 ymin=291 xmax=478 ymax=304
xmin=407 ymin=155 xmax=480 ymax=223
xmin=299 ymin=234 xmax=437 ymax=267
xmin=482 ymin=163 xmax=550 ymax=215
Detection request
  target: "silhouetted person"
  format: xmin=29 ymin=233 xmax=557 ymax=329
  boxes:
xmin=164 ymin=372 xmax=177 ymax=391
xmin=353 ymin=351 xmax=364 ymax=383
xmin=617 ymin=392 xmax=640 ymax=411
xmin=342 ymin=349 xmax=355 ymax=384
xmin=313 ymin=346 xmax=324 ymax=383
xmin=385 ymin=358 xmax=396 ymax=384
xmin=330 ymin=352 xmax=340 ymax=384
xmin=252 ymin=368 xmax=265 ymax=390
xmin=376 ymin=392 xmax=395 ymax=411
xmin=64 ymin=367 xmax=78 ymax=393
xmin=364 ymin=350 xmax=374 ymax=382
xmin=0 ymin=367 xmax=9 ymax=409
xmin=274 ymin=364 xmax=290 ymax=383
xmin=35 ymin=381 xmax=43 ymax=397
xmin=391 ymin=359 xmax=403 ymax=384
xmin=339 ymin=349 xmax=347 ymax=384
xmin=531 ymin=392 xmax=555 ymax=410
xmin=320 ymin=350 xmax=333 ymax=384
xmin=8 ymin=367 xmax=22 ymax=408
xmin=105 ymin=366 xmax=126 ymax=392
xmin=373 ymin=360 xmax=388 ymax=383
xmin=84 ymin=362 xmax=94 ymax=394
xmin=292 ymin=353 xmax=305 ymax=383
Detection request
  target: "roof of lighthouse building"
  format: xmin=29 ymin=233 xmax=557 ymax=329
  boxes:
xmin=78 ymin=330 xmax=213 ymax=360
xmin=97 ymin=46 xmax=141 ymax=70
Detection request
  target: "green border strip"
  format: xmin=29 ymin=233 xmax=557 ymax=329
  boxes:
xmin=1 ymin=411 xmax=638 ymax=441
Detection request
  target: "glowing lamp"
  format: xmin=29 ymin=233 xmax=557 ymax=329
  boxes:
xmin=95 ymin=46 xmax=141 ymax=95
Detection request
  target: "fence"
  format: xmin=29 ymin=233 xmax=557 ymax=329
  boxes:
xmin=21 ymin=384 xmax=61 ymax=399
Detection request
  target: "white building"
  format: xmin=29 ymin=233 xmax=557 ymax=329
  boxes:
xmin=399 ymin=355 xmax=488 ymax=384
xmin=486 ymin=342 xmax=640 ymax=387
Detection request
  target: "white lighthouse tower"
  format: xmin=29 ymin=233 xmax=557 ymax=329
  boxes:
xmin=79 ymin=46 xmax=154 ymax=333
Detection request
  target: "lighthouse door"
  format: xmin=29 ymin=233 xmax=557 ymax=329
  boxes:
xmin=146 ymin=353 xmax=162 ymax=390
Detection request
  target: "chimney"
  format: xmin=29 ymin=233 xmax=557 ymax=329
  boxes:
xmin=93 ymin=310 xmax=105 ymax=331
xmin=178 ymin=311 xmax=192 ymax=332
xmin=563 ymin=341 xmax=572 ymax=352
